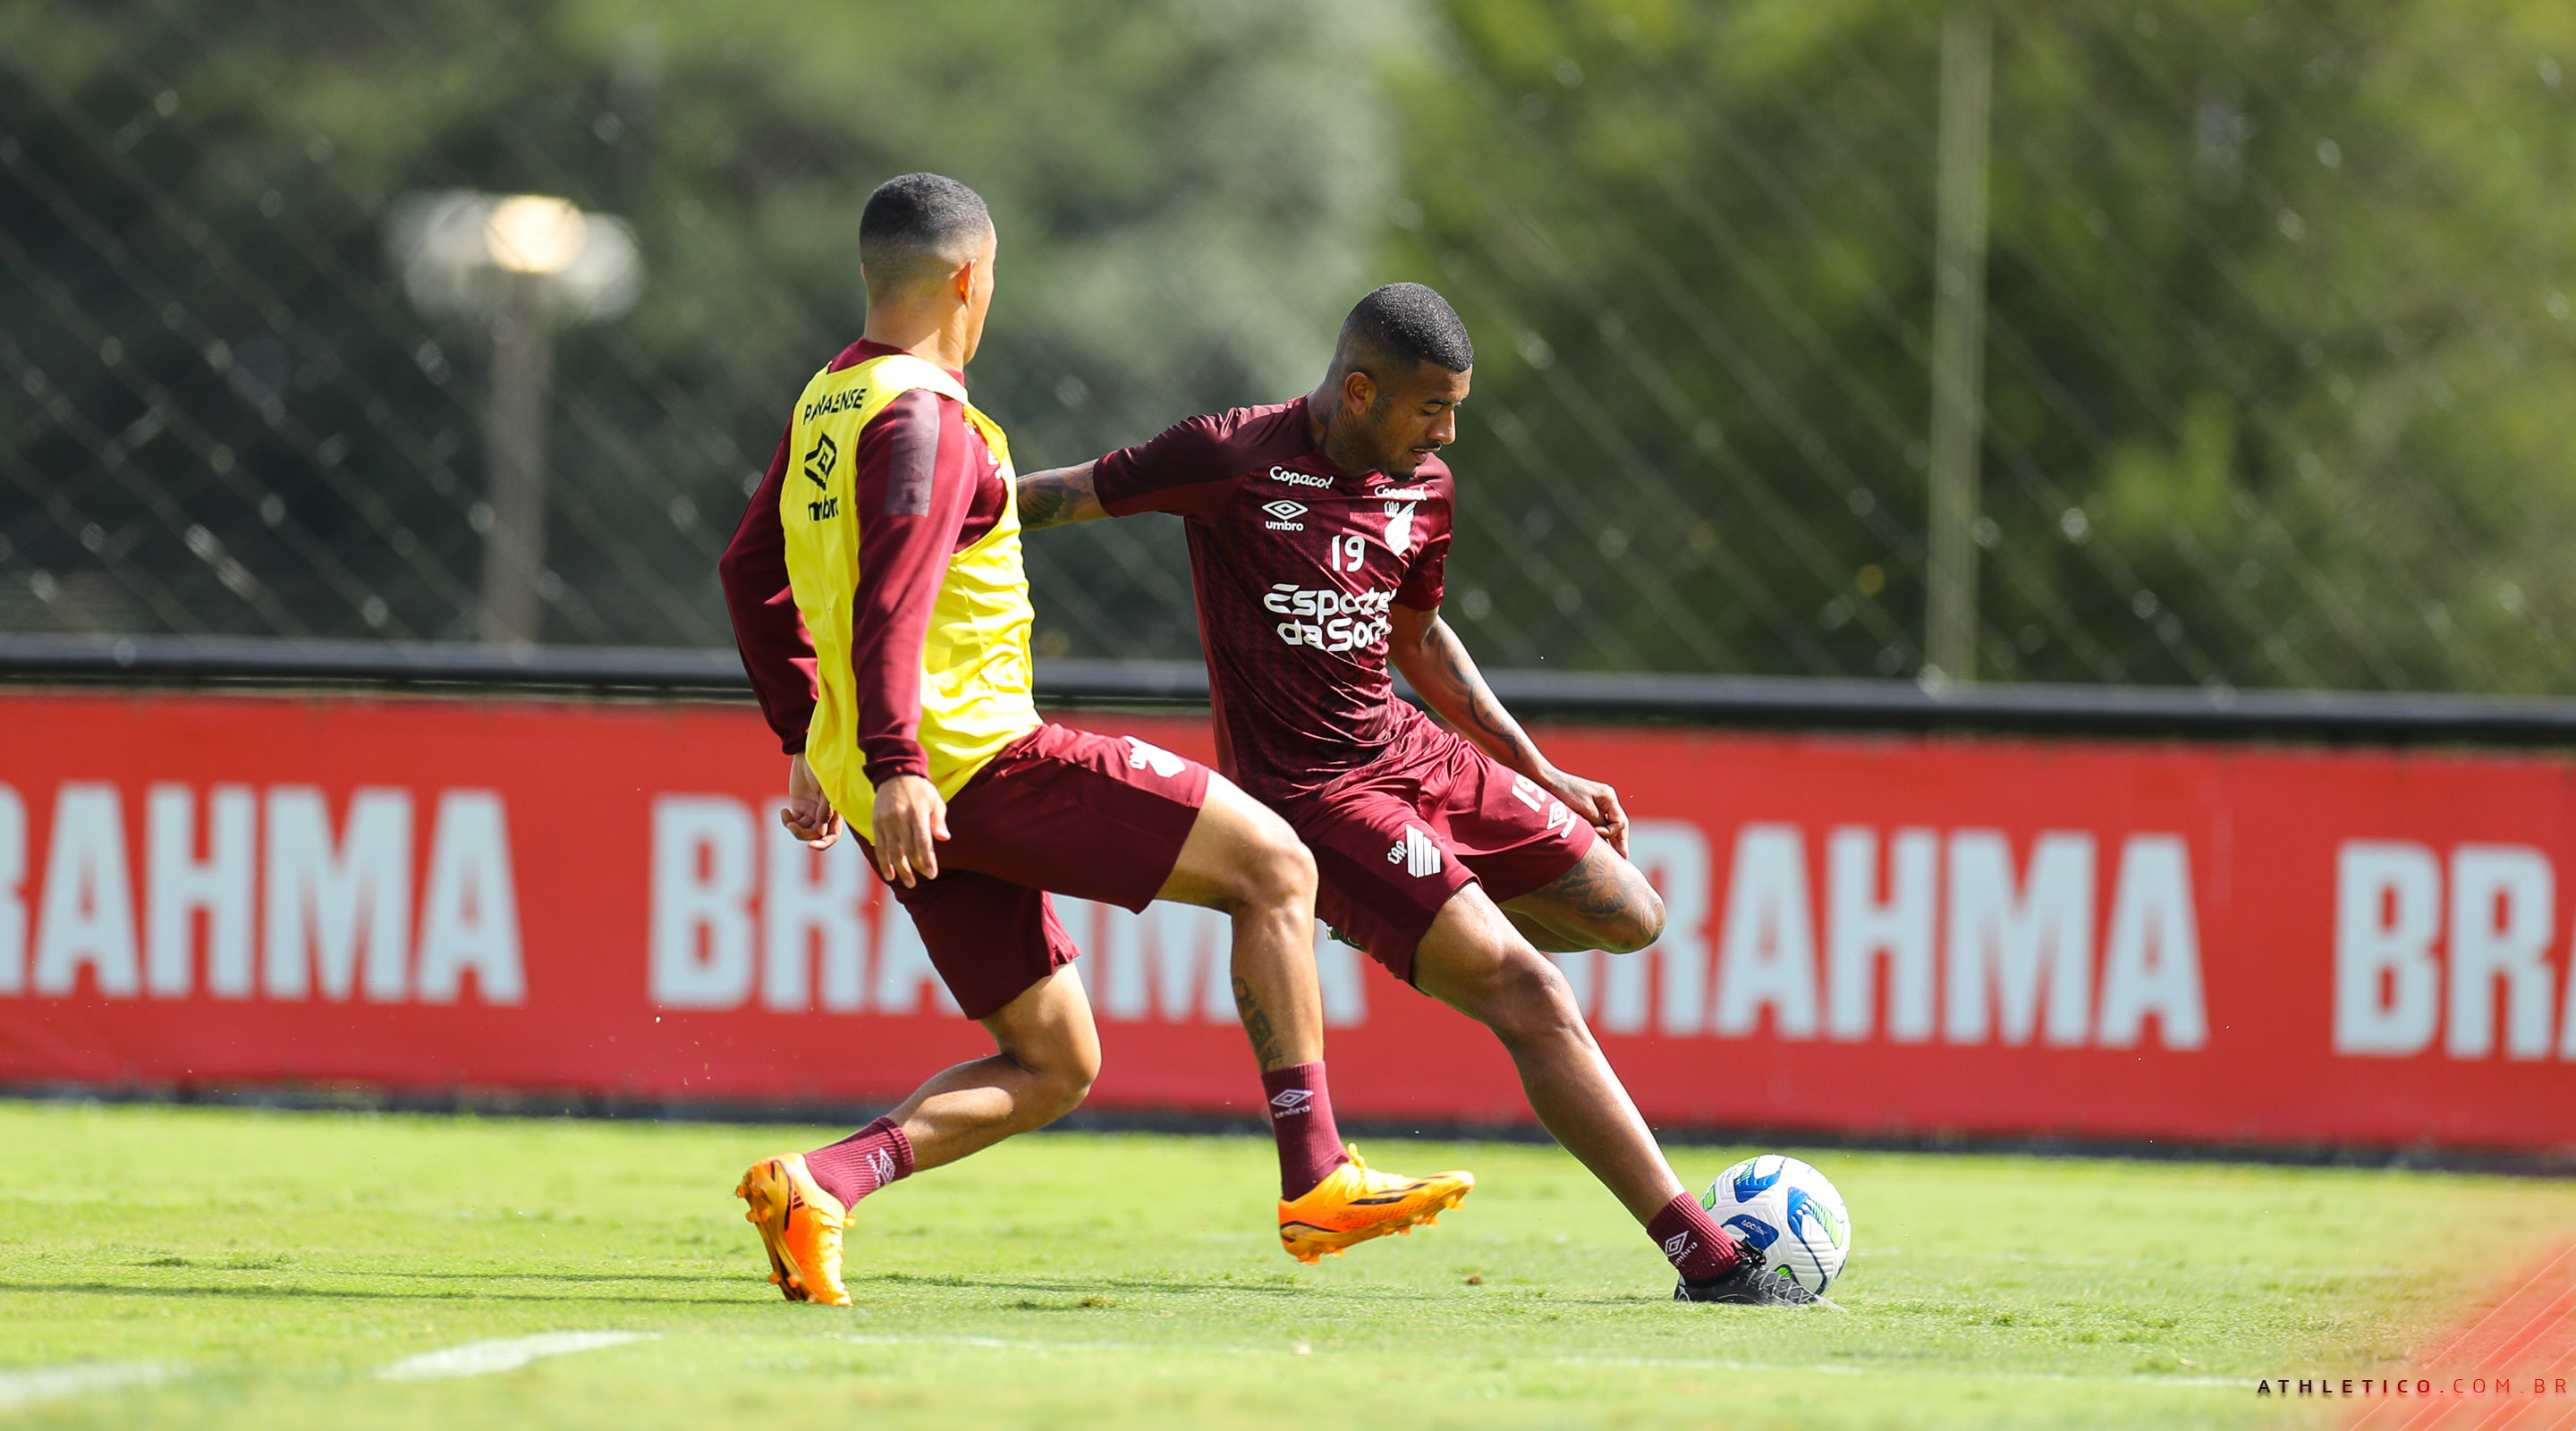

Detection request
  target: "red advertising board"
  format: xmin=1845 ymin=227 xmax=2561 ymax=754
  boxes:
xmin=3 ymin=688 xmax=2572 ymax=1153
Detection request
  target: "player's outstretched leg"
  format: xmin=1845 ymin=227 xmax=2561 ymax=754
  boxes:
xmin=1154 ymin=775 xmax=1473 ymax=1262
xmin=1411 ymin=885 xmax=1817 ymax=1306
xmin=1498 ymin=842 xmax=1666 ymax=955
xmin=737 ymin=962 xmax=1101 ymax=1305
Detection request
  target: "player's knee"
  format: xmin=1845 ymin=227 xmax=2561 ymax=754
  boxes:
xmin=1594 ymin=886 xmax=1666 ymax=955
xmin=1227 ymin=819 xmax=1317 ymax=915
xmin=1479 ymin=950 xmax=1587 ymax=1046
xmin=1037 ymin=1046 xmax=1099 ymax=1121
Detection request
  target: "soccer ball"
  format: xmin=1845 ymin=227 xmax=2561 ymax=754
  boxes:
xmin=1699 ymin=1155 xmax=1852 ymax=1296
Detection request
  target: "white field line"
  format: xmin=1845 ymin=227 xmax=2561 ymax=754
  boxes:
xmin=377 ymin=1331 xmax=658 ymax=1381
xmin=0 ymin=1360 xmax=184 ymax=1411
xmin=843 ymin=1332 xmax=2241 ymax=1389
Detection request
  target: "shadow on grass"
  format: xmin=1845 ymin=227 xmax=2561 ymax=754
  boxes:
xmin=8 ymin=1268 xmax=1600 ymax=1312
xmin=0 ymin=1279 xmax=755 ymax=1308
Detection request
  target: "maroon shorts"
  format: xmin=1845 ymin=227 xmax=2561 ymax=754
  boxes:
xmin=859 ymin=723 xmax=1208 ymax=1020
xmin=1276 ymin=721 xmax=1596 ymax=983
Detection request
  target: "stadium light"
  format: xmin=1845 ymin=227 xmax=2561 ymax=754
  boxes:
xmin=386 ymin=191 xmax=642 ymax=645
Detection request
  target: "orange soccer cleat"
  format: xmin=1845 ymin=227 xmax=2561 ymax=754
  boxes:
xmin=1277 ymin=1145 xmax=1474 ymax=1265
xmin=734 ymin=1153 xmax=852 ymax=1307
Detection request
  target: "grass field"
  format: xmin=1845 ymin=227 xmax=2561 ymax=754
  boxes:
xmin=4 ymin=1103 xmax=2571 ymax=1429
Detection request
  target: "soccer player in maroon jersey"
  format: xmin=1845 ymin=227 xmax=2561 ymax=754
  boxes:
xmin=717 ymin=180 xmax=1467 ymax=1304
xmin=1015 ymin=283 xmax=1818 ymax=1304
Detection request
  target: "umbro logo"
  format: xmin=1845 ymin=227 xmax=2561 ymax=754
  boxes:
xmin=1385 ymin=826 xmax=1442 ymax=878
xmin=867 ymin=1147 xmax=899 ymax=1186
xmin=1268 ymin=1088 xmax=1314 ymax=1117
xmin=1663 ymin=1232 xmax=1693 ymax=1259
xmin=802 ymin=431 xmax=836 ymax=488
xmin=1262 ymin=498 xmax=1307 ymax=532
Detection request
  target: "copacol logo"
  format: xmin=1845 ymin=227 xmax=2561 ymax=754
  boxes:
xmin=1262 ymin=500 xmax=1306 ymax=531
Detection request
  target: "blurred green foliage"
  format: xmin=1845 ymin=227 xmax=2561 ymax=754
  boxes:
xmin=1402 ymin=0 xmax=2576 ymax=690
xmin=0 ymin=0 xmax=1386 ymax=650
xmin=4 ymin=0 xmax=2573 ymax=692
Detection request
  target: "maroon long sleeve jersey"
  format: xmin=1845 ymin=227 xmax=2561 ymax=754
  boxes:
xmin=717 ymin=339 xmax=1006 ymax=784
xmin=1093 ymin=395 xmax=1454 ymax=802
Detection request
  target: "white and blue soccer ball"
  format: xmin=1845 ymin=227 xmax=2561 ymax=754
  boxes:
xmin=1699 ymin=1155 xmax=1852 ymax=1296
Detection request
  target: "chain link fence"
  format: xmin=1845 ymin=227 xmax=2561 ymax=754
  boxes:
xmin=4 ymin=0 xmax=2572 ymax=693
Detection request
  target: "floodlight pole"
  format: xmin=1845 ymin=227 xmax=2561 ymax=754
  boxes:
xmin=479 ymin=272 xmax=554 ymax=645
xmin=1925 ymin=0 xmax=1992 ymax=685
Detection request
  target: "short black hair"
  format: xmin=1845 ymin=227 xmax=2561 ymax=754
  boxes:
xmin=1335 ymin=282 xmax=1474 ymax=379
xmin=859 ymin=173 xmax=993 ymax=292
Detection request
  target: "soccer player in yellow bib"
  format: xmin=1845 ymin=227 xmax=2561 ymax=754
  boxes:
xmin=717 ymin=174 xmax=1467 ymax=1306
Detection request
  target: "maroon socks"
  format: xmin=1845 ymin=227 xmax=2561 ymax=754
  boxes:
xmin=1260 ymin=1062 xmax=1351 ymax=1198
xmin=802 ymin=1115 xmax=916 ymax=1211
xmin=1649 ymin=1193 xmax=1746 ymax=1283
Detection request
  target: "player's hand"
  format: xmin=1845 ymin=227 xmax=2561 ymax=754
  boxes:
xmin=782 ymin=754 xmax=842 ymax=850
xmin=870 ymin=774 xmax=950 ymax=887
xmin=1543 ymin=768 xmax=1630 ymax=858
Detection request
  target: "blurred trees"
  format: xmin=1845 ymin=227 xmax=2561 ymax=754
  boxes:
xmin=1398 ymin=0 xmax=2576 ymax=690
xmin=0 ymin=0 xmax=1388 ymax=649
xmin=4 ymin=0 xmax=2575 ymax=693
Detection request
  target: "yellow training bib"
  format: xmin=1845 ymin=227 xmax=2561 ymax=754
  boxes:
xmin=781 ymin=352 xmax=1040 ymax=832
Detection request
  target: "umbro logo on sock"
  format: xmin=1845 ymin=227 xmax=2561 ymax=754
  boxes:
xmin=1268 ymin=1088 xmax=1313 ymax=1117
xmin=867 ymin=1148 xmax=899 ymax=1186
xmin=1662 ymin=1232 xmax=1694 ymax=1261
xmin=1385 ymin=826 xmax=1442 ymax=878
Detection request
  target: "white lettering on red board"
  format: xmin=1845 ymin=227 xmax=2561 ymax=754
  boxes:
xmin=38 ymin=782 xmax=2565 ymax=1064
xmin=1555 ymin=821 xmax=2207 ymax=1051
xmin=2334 ymin=841 xmax=2576 ymax=1060
xmin=0 ymin=782 xmax=523 ymax=1005
xmin=640 ymin=793 xmax=1370 ymax=1023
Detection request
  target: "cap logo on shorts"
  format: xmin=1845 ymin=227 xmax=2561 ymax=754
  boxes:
xmin=1123 ymin=736 xmax=1186 ymax=778
xmin=1385 ymin=826 xmax=1443 ymax=878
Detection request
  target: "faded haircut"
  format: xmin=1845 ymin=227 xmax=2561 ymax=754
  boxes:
xmin=1335 ymin=282 xmax=1475 ymax=382
xmin=859 ymin=172 xmax=993 ymax=293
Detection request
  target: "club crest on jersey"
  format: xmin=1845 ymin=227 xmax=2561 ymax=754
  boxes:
xmin=1262 ymin=499 xmax=1307 ymax=531
xmin=1386 ymin=826 xmax=1443 ymax=878
xmin=1381 ymin=501 xmax=1418 ymax=555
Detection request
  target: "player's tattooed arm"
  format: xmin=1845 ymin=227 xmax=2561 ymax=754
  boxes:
xmin=1013 ymin=461 xmax=1107 ymax=529
xmin=1389 ymin=604 xmax=1631 ymax=855
xmin=1390 ymin=604 xmax=1546 ymax=775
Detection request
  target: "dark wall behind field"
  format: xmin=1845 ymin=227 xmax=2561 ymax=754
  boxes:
xmin=4 ymin=0 xmax=2573 ymax=694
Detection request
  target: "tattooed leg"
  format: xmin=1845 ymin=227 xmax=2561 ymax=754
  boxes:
xmin=1501 ymin=842 xmax=1665 ymax=954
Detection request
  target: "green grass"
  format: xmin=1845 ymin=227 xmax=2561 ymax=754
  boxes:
xmin=2 ymin=1103 xmax=2567 ymax=1429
